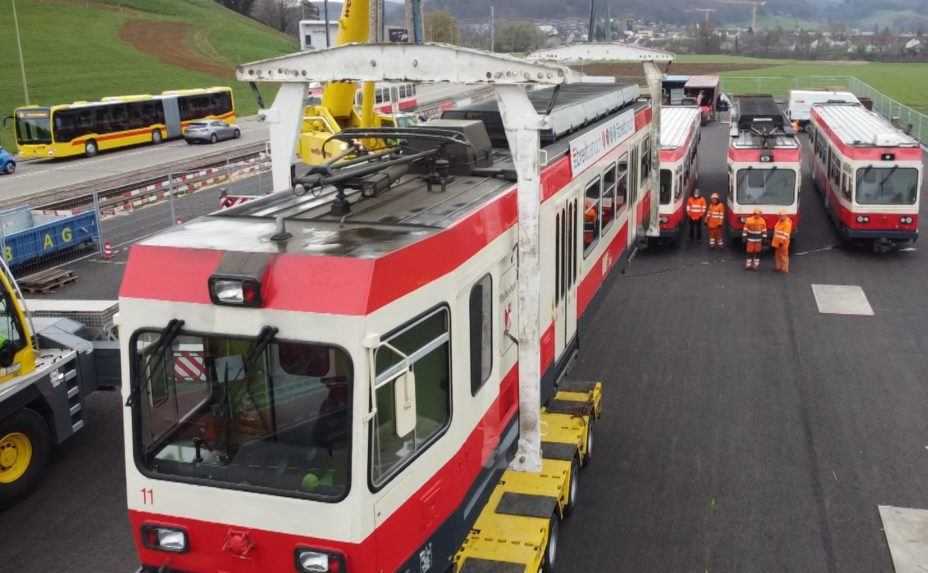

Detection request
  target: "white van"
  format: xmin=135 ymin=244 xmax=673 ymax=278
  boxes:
xmin=787 ymin=90 xmax=859 ymax=128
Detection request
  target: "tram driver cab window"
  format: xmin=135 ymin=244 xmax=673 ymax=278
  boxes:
xmin=371 ymin=308 xmax=451 ymax=487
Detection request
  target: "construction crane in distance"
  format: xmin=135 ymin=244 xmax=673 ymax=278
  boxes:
xmin=687 ymin=8 xmax=717 ymax=25
xmin=716 ymin=0 xmax=767 ymax=32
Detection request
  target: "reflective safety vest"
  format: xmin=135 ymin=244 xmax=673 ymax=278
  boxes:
xmin=743 ymin=215 xmax=767 ymax=243
xmin=771 ymin=217 xmax=793 ymax=249
xmin=686 ymin=196 xmax=707 ymax=220
xmin=706 ymin=203 xmax=725 ymax=229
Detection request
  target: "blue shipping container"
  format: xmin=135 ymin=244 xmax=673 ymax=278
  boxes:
xmin=3 ymin=211 xmax=99 ymax=268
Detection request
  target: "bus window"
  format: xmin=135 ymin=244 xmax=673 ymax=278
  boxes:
xmin=659 ymin=169 xmax=672 ymax=205
xmin=855 ymin=166 xmax=919 ymax=205
xmin=583 ymin=178 xmax=602 ymax=255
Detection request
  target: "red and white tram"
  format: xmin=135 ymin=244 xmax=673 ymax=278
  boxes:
xmin=658 ymin=106 xmax=702 ymax=240
xmin=809 ymin=102 xmax=922 ymax=247
xmin=121 ymin=78 xmax=656 ymax=572
xmin=727 ymin=95 xmax=801 ymax=242
xmin=308 ymin=82 xmax=419 ymax=114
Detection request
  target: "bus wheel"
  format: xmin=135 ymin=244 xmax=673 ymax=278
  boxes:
xmin=84 ymin=140 xmax=98 ymax=157
xmin=152 ymin=129 xmax=163 ymax=144
xmin=0 ymin=409 xmax=51 ymax=508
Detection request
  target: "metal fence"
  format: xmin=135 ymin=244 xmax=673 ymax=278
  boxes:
xmin=720 ymin=75 xmax=928 ymax=146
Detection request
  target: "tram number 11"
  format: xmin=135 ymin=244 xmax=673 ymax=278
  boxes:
xmin=141 ymin=488 xmax=155 ymax=505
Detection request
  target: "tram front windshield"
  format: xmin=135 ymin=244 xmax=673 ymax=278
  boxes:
xmin=736 ymin=168 xmax=796 ymax=206
xmin=132 ymin=329 xmax=352 ymax=500
xmin=856 ymin=166 xmax=919 ymax=205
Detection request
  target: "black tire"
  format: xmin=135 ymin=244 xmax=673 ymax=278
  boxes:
xmin=0 ymin=409 xmax=52 ymax=507
xmin=210 ymin=133 xmax=218 ymax=144
xmin=233 ymin=129 xmax=241 ymax=139
xmin=542 ymin=514 xmax=560 ymax=572
xmin=3 ymin=161 xmax=14 ymax=175
xmin=582 ymin=418 xmax=594 ymax=466
xmin=185 ymin=139 xmax=194 ymax=145
xmin=564 ymin=457 xmax=580 ymax=517
xmin=152 ymin=129 xmax=163 ymax=144
xmin=84 ymin=140 xmax=98 ymax=157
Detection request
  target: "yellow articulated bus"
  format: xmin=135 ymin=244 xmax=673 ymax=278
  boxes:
xmin=13 ymin=87 xmax=235 ymax=159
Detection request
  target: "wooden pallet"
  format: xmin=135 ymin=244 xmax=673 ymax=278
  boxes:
xmin=19 ymin=269 xmax=78 ymax=294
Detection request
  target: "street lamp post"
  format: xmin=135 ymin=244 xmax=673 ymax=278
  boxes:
xmin=12 ymin=0 xmax=30 ymax=105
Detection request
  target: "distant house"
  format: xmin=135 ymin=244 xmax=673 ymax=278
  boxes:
xmin=905 ymin=38 xmax=922 ymax=53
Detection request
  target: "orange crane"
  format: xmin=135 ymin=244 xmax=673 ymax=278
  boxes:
xmin=717 ymin=0 xmax=766 ymax=32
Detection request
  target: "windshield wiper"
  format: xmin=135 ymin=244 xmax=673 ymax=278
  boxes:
xmin=763 ymin=166 xmax=778 ymax=186
xmin=879 ymin=165 xmax=899 ymax=194
xmin=126 ymin=319 xmax=185 ymax=407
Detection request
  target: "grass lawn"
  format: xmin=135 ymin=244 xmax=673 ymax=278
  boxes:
xmin=0 ymin=0 xmax=297 ymax=151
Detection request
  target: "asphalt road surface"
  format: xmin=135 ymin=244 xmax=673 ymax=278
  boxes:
xmin=2 ymin=121 xmax=927 ymax=573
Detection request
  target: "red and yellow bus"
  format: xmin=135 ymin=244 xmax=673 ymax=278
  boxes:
xmin=14 ymin=87 xmax=235 ymax=159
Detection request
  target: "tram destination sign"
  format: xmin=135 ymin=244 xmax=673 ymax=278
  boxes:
xmin=569 ymin=109 xmax=635 ymax=175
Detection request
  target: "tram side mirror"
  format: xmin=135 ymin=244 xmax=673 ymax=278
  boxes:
xmin=394 ymin=367 xmax=417 ymax=438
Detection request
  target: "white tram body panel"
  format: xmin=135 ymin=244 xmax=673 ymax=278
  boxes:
xmin=809 ymin=102 xmax=922 ymax=244
xmin=121 ymin=84 xmax=655 ymax=573
xmin=657 ymin=106 xmax=702 ymax=239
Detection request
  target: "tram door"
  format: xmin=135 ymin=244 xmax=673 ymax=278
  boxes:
xmin=554 ymin=196 xmax=579 ymax=358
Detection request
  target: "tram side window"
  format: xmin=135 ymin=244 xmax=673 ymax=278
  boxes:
xmin=616 ymin=156 xmax=628 ymax=210
xmin=659 ymin=169 xmax=672 ymax=205
xmin=677 ymin=170 xmax=684 ymax=200
xmin=371 ymin=308 xmax=451 ymax=486
xmin=640 ymin=137 xmax=652 ymax=180
xmin=469 ymin=275 xmax=493 ymax=395
xmin=602 ymin=163 xmax=617 ymax=229
xmin=629 ymin=148 xmax=639 ymax=206
xmin=583 ymin=178 xmax=602 ymax=256
xmin=841 ymin=170 xmax=851 ymax=199
xmin=829 ymin=150 xmax=841 ymax=187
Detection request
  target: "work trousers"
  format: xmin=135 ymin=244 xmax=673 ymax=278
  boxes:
xmin=775 ymin=245 xmax=790 ymax=272
xmin=688 ymin=218 xmax=703 ymax=240
xmin=708 ymin=227 xmax=723 ymax=247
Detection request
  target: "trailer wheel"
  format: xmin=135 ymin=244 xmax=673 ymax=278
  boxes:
xmin=0 ymin=409 xmax=51 ymax=507
xmin=582 ymin=418 xmax=594 ymax=466
xmin=151 ymin=129 xmax=163 ymax=144
xmin=542 ymin=514 xmax=560 ymax=572
xmin=564 ymin=457 xmax=580 ymax=517
xmin=84 ymin=140 xmax=98 ymax=157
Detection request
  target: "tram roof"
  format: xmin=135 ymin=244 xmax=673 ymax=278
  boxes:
xmin=813 ymin=103 xmax=919 ymax=148
xmin=660 ymin=107 xmax=700 ymax=150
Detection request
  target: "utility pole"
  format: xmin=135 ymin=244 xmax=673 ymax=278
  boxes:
xmin=588 ymin=0 xmax=596 ymax=42
xmin=489 ymin=1 xmax=496 ymax=52
xmin=12 ymin=0 xmax=30 ymax=105
xmin=324 ymin=0 xmax=331 ymax=47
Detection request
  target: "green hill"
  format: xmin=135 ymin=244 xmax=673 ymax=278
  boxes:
xmin=0 ymin=0 xmax=299 ymax=151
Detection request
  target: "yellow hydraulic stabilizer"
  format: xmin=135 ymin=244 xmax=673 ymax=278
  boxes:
xmin=299 ymin=0 xmax=389 ymax=165
xmin=0 ymin=262 xmax=36 ymax=384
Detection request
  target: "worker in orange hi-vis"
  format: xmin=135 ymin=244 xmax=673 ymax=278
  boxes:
xmin=705 ymin=192 xmax=726 ymax=248
xmin=771 ymin=211 xmax=793 ymax=273
xmin=742 ymin=209 xmax=768 ymax=270
xmin=685 ymin=188 xmax=707 ymax=241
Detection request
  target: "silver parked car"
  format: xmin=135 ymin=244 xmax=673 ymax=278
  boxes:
xmin=184 ymin=120 xmax=241 ymax=144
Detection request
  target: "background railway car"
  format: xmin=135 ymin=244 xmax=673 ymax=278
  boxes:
xmin=727 ymin=95 xmax=802 ymax=243
xmin=122 ymin=81 xmax=655 ymax=573
xmin=809 ymin=102 xmax=922 ymax=249
xmin=658 ymin=107 xmax=702 ymax=241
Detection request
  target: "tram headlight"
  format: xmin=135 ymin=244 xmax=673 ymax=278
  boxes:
xmin=856 ymin=215 xmax=870 ymax=224
xmin=209 ymin=276 xmax=262 ymax=307
xmin=296 ymin=548 xmax=346 ymax=573
xmin=141 ymin=525 xmax=188 ymax=553
xmin=901 ymin=216 xmax=913 ymax=225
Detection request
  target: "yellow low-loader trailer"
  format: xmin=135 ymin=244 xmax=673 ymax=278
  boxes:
xmin=455 ymin=381 xmax=602 ymax=572
xmin=0 ymin=261 xmax=119 ymax=506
